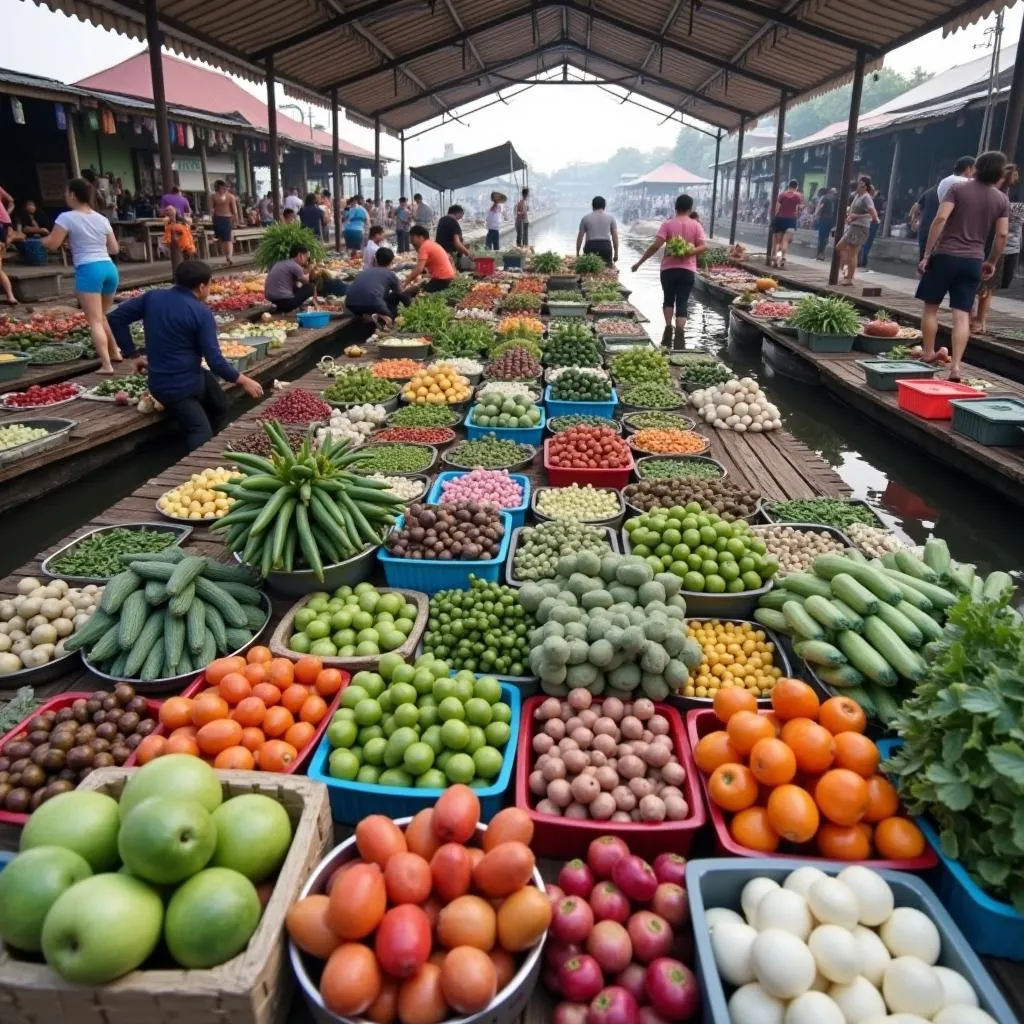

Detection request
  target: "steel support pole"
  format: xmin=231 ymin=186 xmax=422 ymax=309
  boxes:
xmin=400 ymin=131 xmax=406 ymax=197
xmin=829 ymin=49 xmax=866 ymax=285
xmin=374 ymin=117 xmax=382 ymax=206
xmin=267 ymin=54 xmax=281 ymax=219
xmin=709 ymin=130 xmax=721 ymax=237
xmin=766 ymin=91 xmax=787 ymax=266
xmin=882 ymin=135 xmax=900 ymax=238
xmin=144 ymin=0 xmax=178 ymax=271
xmin=1000 ymin=14 xmax=1024 ymax=165
xmin=331 ymin=88 xmax=342 ymax=251
xmin=729 ymin=122 xmax=745 ymax=245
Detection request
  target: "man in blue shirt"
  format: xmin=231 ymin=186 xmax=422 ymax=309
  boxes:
xmin=108 ymin=261 xmax=263 ymax=451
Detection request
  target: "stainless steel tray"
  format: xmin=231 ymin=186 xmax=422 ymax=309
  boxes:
xmin=0 ymin=417 xmax=77 ymax=465
xmin=0 ymin=386 xmax=83 ymax=412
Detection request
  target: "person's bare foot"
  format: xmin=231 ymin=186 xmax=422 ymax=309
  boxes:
xmin=97 ymin=366 xmax=115 ymax=375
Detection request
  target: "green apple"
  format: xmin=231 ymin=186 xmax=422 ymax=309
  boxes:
xmin=118 ymin=798 xmax=216 ymax=885
xmin=164 ymin=867 xmax=261 ymax=969
xmin=41 ymin=873 xmax=163 ymax=984
xmin=0 ymin=847 xmax=92 ymax=951
xmin=118 ymin=754 xmax=223 ymax=821
xmin=20 ymin=791 xmax=120 ymax=872
xmin=210 ymin=794 xmax=292 ymax=883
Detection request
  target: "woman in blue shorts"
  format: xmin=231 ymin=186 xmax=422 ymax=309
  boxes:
xmin=43 ymin=178 xmax=121 ymax=373
xmin=343 ymin=198 xmax=368 ymax=256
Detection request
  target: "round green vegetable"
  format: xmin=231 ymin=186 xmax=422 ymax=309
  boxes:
xmin=549 ymin=369 xmax=613 ymax=402
xmin=513 ymin=522 xmax=614 ymax=582
xmin=444 ymin=435 xmax=534 ymax=470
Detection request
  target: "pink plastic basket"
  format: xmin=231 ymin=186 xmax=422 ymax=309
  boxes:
xmin=896 ymin=379 xmax=984 ymax=420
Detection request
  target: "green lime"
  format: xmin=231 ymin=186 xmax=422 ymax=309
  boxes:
xmin=378 ymin=652 xmax=405 ymax=680
xmin=363 ymin=736 xmax=387 ymax=766
xmin=473 ymin=746 xmax=503 ymax=780
xmin=351 ymin=610 xmax=374 ymax=631
xmin=340 ymin=685 xmax=369 ymax=710
xmin=310 ymin=639 xmax=338 ymax=658
xmin=354 ymin=582 xmax=375 ymax=595
xmin=464 ymin=725 xmax=486 ymax=755
xmin=333 ymin=708 xmax=355 ymax=722
xmin=384 ymin=726 xmax=418 ymax=767
xmin=464 ymin=698 xmax=493 ymax=727
xmin=420 ymin=725 xmax=444 ymax=755
xmin=390 ymin=682 xmax=417 ymax=706
xmin=485 ymin=721 xmax=511 ymax=747
xmin=727 ymin=578 xmax=745 ymax=593
xmin=393 ymin=617 xmax=414 ymax=636
xmin=355 ymin=627 xmax=380 ymax=645
xmin=352 ymin=671 xmax=382 ymax=693
xmin=357 ymin=724 xmax=383 ymax=745
xmin=416 ymin=769 xmax=447 ymax=789
xmin=334 ymin=585 xmax=353 ymax=598
xmin=451 ymin=676 xmax=474 ymax=702
xmin=418 ymin=705 xmax=438 ymax=729
xmin=444 ymin=752 xmax=475 ymax=784
xmin=393 ymin=703 xmax=419 ymax=729
xmin=699 ymin=525 xmax=717 ymax=544
xmin=404 ymin=742 xmax=435 ymax=776
xmin=355 ymin=641 xmax=379 ymax=657
xmin=328 ymin=748 xmax=360 ymax=780
xmin=378 ymin=768 xmax=413 ymax=788
xmin=357 ymin=590 xmax=379 ymax=614
xmin=490 ymin=702 xmax=512 ymax=725
xmin=382 ymin=717 xmax=397 ymax=738
xmin=687 ymin=553 xmax=703 ymax=570
xmin=438 ymin=696 xmax=465 ymax=722
xmin=326 ymin=719 xmax=357 ymax=749
xmin=376 ymin=592 xmax=403 ymax=616
xmin=378 ymin=630 xmax=405 ymax=652
xmin=440 ymin=718 xmax=470 ymax=750
xmin=356 ymin=765 xmax=380 ymax=785
xmin=700 ymin=559 xmax=719 ymax=577
xmin=332 ymin=629 xmax=356 ymax=648
xmin=354 ymin=699 xmax=382 ymax=726
xmin=413 ymin=668 xmax=437 ymax=695
xmin=391 ymin=662 xmax=416 ymax=685
xmin=705 ymin=574 xmax=726 ymax=594
xmin=288 ymin=633 xmax=311 ymax=655
xmin=435 ymin=750 xmax=452 ymax=772
xmin=307 ymin=596 xmax=330 ymax=614
xmin=742 ymin=571 xmax=763 ymax=590
xmin=401 ymin=603 xmax=418 ymax=622
xmin=377 ymin=690 xmax=393 ymax=714
xmin=430 ymin=659 xmax=452 ymax=679
xmin=683 ymin=571 xmax=705 ymax=592
xmin=720 ymin=561 xmax=740 ymax=581
xmin=294 ymin=608 xmax=317 ymax=631
xmin=375 ymin=611 xmax=394 ymax=624
xmin=473 ymin=676 xmax=502 ymax=704
xmin=329 ymin=609 xmax=353 ymax=630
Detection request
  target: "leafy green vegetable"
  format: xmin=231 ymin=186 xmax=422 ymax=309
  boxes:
xmin=574 ymin=253 xmax=606 ymax=274
xmin=884 ymin=595 xmax=1024 ymax=913
xmin=255 ymin=222 xmax=326 ymax=269
xmin=530 ymin=252 xmax=563 ymax=273
xmin=0 ymin=687 xmax=37 ymax=732
xmin=788 ymin=295 xmax=861 ymax=335
xmin=396 ymin=295 xmax=454 ymax=335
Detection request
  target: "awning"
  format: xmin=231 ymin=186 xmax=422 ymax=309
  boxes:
xmin=410 ymin=142 xmax=526 ymax=193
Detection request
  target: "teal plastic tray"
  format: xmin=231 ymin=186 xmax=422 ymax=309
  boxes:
xmin=858 ymin=358 xmax=938 ymax=391
xmin=950 ymin=396 xmax=1024 ymax=446
xmin=797 ymin=327 xmax=857 ymax=353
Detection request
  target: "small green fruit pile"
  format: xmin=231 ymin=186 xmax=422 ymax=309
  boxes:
xmin=470 ymin=392 xmax=542 ymax=429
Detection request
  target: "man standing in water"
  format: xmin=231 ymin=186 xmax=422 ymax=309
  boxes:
xmin=210 ymin=180 xmax=240 ymax=265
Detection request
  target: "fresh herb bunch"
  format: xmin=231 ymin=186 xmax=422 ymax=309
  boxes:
xmin=255 ymin=222 xmax=326 ymax=269
xmin=530 ymin=251 xmax=563 ymax=273
xmin=500 ymin=292 xmax=543 ymax=312
xmin=547 ymin=290 xmax=586 ymax=303
xmin=699 ymin=245 xmax=731 ymax=269
xmin=396 ymin=295 xmax=453 ymax=335
xmin=574 ymin=253 xmax=606 ymax=274
xmin=788 ymin=295 xmax=861 ymax=335
xmin=584 ymin=283 xmax=623 ymax=302
xmin=549 ymin=368 xmax=613 ymax=402
xmin=441 ymin=276 xmax=473 ymax=303
xmin=432 ymin=320 xmax=493 ymax=357
xmin=665 ymin=237 xmax=695 ymax=258
xmin=611 ymin=348 xmax=671 ymax=385
xmin=0 ymin=687 xmax=37 ymax=733
xmin=768 ymin=497 xmax=878 ymax=530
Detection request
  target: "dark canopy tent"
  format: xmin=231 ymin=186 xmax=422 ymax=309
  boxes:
xmin=410 ymin=142 xmax=526 ymax=193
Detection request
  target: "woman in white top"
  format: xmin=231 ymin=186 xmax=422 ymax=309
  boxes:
xmin=485 ymin=193 xmax=503 ymax=250
xmin=42 ymin=178 xmax=121 ymax=372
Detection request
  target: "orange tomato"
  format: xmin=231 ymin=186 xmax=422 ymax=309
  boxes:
xmin=489 ymin=947 xmax=516 ymax=991
xmin=263 ymin=706 xmax=295 ymax=738
xmin=694 ymin=731 xmax=742 ymax=775
xmin=749 ymin=736 xmax=797 ymax=787
xmin=242 ymin=662 xmax=268 ymax=686
xmin=817 ymin=821 xmax=872 ymax=860
xmin=730 ymin=806 xmax=780 ymax=852
xmin=327 ymin=862 xmax=388 ymax=940
xmin=232 ymin=696 xmax=267 ymax=728
xmin=267 ymin=658 xmax=295 ymax=689
xmin=294 ymin=654 xmax=324 ymax=686
xmin=246 ymin=645 xmax=273 ymax=664
xmin=170 ymin=725 xmax=197 ymax=740
xmin=218 ymin=673 xmax=252 ymax=705
xmin=437 ymin=895 xmax=497 ymax=951
xmin=192 ymin=693 xmax=229 ymax=727
xmin=784 ymin=720 xmax=836 ymax=774
xmin=357 ymin=815 xmax=409 ymax=867
xmin=771 ymin=678 xmax=820 ymax=721
xmin=300 ymin=695 xmax=328 ymax=725
xmin=214 ymin=745 xmax=256 ymax=770
xmin=432 ymin=785 xmax=480 ymax=844
xmin=384 ymin=852 xmax=433 ymax=905
xmin=166 ymin=734 xmax=200 ymax=756
xmin=496 ymin=887 xmax=551 ymax=953
xmin=252 ymin=682 xmax=282 ymax=707
xmin=440 ymin=945 xmax=497 ymax=1014
xmin=397 ymin=963 xmax=448 ymax=1024
xmin=281 ymin=684 xmax=312 ymax=715
xmin=159 ymin=696 xmax=194 ymax=731
xmin=818 ymin=695 xmax=867 ymax=735
xmin=873 ymin=817 xmax=926 ymax=860
xmin=481 ymin=807 xmax=534 ymax=852
xmin=285 ymin=721 xmax=316 ymax=751
xmin=713 ymin=688 xmax=757 ymax=723
xmin=286 ymin=894 xmax=341 ymax=960
xmin=833 ymin=732 xmax=880 ymax=778
xmin=258 ymin=738 xmax=297 ymax=772
xmin=320 ymin=943 xmax=382 ymax=1017
xmin=365 ymin=978 xmax=400 ymax=1024
xmin=815 ymin=768 xmax=868 ymax=826
xmin=135 ymin=734 xmax=167 ymax=765
xmin=240 ymin=726 xmax=266 ymax=752
xmin=766 ymin=784 xmax=820 ymax=843
xmin=708 ymin=763 xmax=759 ymax=812
xmin=431 ymin=843 xmax=472 ymax=902
xmin=406 ymin=808 xmax=443 ymax=862
xmin=863 ymin=774 xmax=900 ymax=823
xmin=315 ymin=668 xmax=345 ymax=698
xmin=206 ymin=656 xmax=246 ymax=685
xmin=197 ymin=718 xmax=243 ymax=756
xmin=726 ymin=710 xmax=777 ymax=756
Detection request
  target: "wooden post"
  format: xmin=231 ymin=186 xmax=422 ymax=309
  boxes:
xmin=766 ymin=91 xmax=787 ymax=266
xmin=267 ymin=54 xmax=281 ymax=219
xmin=1000 ymin=15 xmax=1024 ymax=165
xmin=729 ymin=121 xmax=745 ymax=245
xmin=144 ymin=0 xmax=178 ymax=271
xmin=374 ymin=116 xmax=382 ymax=206
xmin=357 ymin=168 xmax=363 ymax=196
xmin=709 ymin=130 xmax=721 ymax=238
xmin=198 ymin=139 xmax=210 ymax=200
xmin=882 ymin=135 xmax=900 ymax=238
xmin=400 ymin=131 xmax=406 ymax=198
xmin=331 ymin=88 xmax=342 ymax=252
xmin=66 ymin=113 xmax=81 ymax=178
xmin=829 ymin=49 xmax=866 ymax=285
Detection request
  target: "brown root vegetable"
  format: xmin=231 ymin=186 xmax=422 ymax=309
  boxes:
xmin=570 ymin=774 xmax=600 ymax=805
xmin=547 ymin=779 xmax=572 ymax=808
xmin=648 ymin=714 xmax=670 ymax=736
xmin=645 ymin=743 xmax=671 ymax=769
xmin=602 ymin=698 xmax=625 ymax=722
xmin=570 ymin=728 xmax=594 ymax=749
xmin=612 ymin=786 xmax=637 ymax=812
xmin=589 ymin=793 xmax=616 ymax=820
xmin=568 ymin=688 xmax=592 ymax=711
xmin=533 ymin=733 xmax=554 ymax=755
xmin=578 ymin=709 xmax=598 ymax=729
xmin=541 ymin=758 xmax=566 ymax=782
xmin=611 ymin=811 xmax=632 ymax=822
xmin=544 ymin=718 xmax=567 ymax=741
xmin=592 ymin=733 xmax=617 ymax=757
xmin=633 ymin=698 xmax=655 ymax=721
xmin=536 ymin=799 xmax=562 ymax=817
xmin=628 ymin=777 xmax=654 ymax=799
xmin=564 ymin=802 xmax=589 ymax=820
xmin=662 ymin=761 xmax=686 ymax=787
xmin=593 ymin=717 xmax=618 ymax=738
xmin=618 ymin=755 xmax=646 ymax=780
xmin=620 ymin=716 xmax=643 ymax=741
xmin=563 ymin=749 xmax=589 ymax=775
xmin=536 ymin=697 xmax=561 ymax=720
xmin=529 ymin=771 xmax=547 ymax=797
xmin=639 ymin=795 xmax=667 ymax=822
xmin=595 ymin=766 xmax=618 ymax=792
xmin=663 ymin=794 xmax=689 ymax=820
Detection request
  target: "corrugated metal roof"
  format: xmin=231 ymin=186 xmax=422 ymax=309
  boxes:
xmin=23 ymin=0 xmax=1022 ymax=133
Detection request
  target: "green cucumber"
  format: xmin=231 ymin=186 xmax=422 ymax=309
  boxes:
xmin=140 ymin=642 xmax=165 ymax=682
xmin=62 ymin=609 xmax=114 ymax=652
xmin=753 ymin=607 xmax=789 ymax=634
xmin=804 ymin=594 xmax=852 ymax=632
xmin=166 ymin=555 xmax=206 ymax=597
xmin=168 ymin=583 xmax=195 ymax=618
xmin=812 ymin=555 xmax=904 ymax=604
xmin=867 ymin=684 xmax=901 ymax=725
xmin=757 ymin=588 xmax=795 ymax=611
xmin=204 ymin=603 xmax=228 ymax=650
xmin=862 ymin=616 xmax=927 ymax=681
xmin=872 ymin=602 xmax=924 ymax=648
xmin=187 ymin=597 xmax=207 ymax=654
xmin=894 ymin=549 xmax=939 ymax=584
xmin=879 ymin=569 xmax=956 ymax=610
xmin=129 ymin=561 xmax=176 ymax=582
xmin=836 ymin=630 xmax=898 ymax=686
xmin=982 ymin=570 xmax=1015 ymax=602
xmin=200 ymin=556 xmax=260 ymax=584
xmin=144 ymin=580 xmax=169 ymax=606
xmin=794 ymin=639 xmax=847 ymax=667
xmin=215 ymin=581 xmax=264 ymax=606
xmin=164 ymin=614 xmax=186 ymax=670
xmin=119 ymin=546 xmax=186 ymax=566
xmin=117 ymin=590 xmax=149 ymax=650
xmin=124 ymin=610 xmax=165 ymax=677
xmin=948 ymin=562 xmax=976 ymax=594
xmin=843 ymin=547 xmax=868 ymax=563
xmin=817 ymin=664 xmax=866 ymax=688
xmin=88 ymin=623 xmax=123 ymax=663
xmin=922 ymin=537 xmax=951 ymax=576
xmin=829 ymin=574 xmax=880 ymax=616
xmin=224 ymin=627 xmax=253 ymax=651
xmin=841 ymin=684 xmax=877 ymax=718
xmin=779 ymin=573 xmax=833 ymax=599
xmin=193 ymin=577 xmax=248 ymax=627
xmin=879 ymin=552 xmax=900 ymax=570
xmin=100 ymin=570 xmax=142 ymax=614
xmin=200 ymin=629 xmax=218 ymax=665
xmin=894 ymin=600 xmax=945 ymax=642
xmin=828 ymin=599 xmax=864 ymax=632
xmin=783 ymin=600 xmax=826 ymax=642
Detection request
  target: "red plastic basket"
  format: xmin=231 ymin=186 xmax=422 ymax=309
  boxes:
xmin=123 ymin=669 xmax=349 ymax=774
xmin=543 ymin=439 xmax=635 ymax=489
xmin=473 ymin=257 xmax=496 ymax=277
xmin=515 ymin=695 xmax=707 ymax=859
xmin=896 ymin=379 xmax=984 ymax=420
xmin=685 ymin=709 xmax=938 ymax=870
xmin=0 ymin=691 xmax=164 ymax=827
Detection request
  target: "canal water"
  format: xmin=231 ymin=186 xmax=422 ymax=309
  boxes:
xmin=3 ymin=208 xmax=1022 ymax=583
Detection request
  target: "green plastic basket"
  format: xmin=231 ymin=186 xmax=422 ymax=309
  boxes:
xmin=950 ymin=397 xmax=1024 ymax=446
xmin=858 ymin=359 xmax=938 ymax=391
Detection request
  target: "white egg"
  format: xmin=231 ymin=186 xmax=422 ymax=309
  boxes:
xmin=711 ymin=920 xmax=758 ymax=986
xmin=784 ymin=866 xmax=829 ymax=900
xmin=728 ymin=982 xmax=785 ymax=1024
xmin=751 ymin=929 xmax=817 ymax=1000
xmin=784 ymin=991 xmax=845 ymax=1024
xmin=808 ymin=924 xmax=863 ymax=984
xmin=837 ymin=866 xmax=895 ymax=927
xmin=741 ymin=876 xmax=781 ymax=924
xmin=705 ymin=906 xmax=745 ymax=932
xmin=808 ymin=877 xmax=860 ymax=929
xmin=829 ymin=976 xmax=887 ymax=1023
xmin=879 ymin=907 xmax=941 ymax=964
xmin=882 ymin=957 xmax=944 ymax=1017
xmin=933 ymin=1007 xmax=998 ymax=1024
xmin=932 ymin=965 xmax=978 ymax=1008
xmin=755 ymin=888 xmax=814 ymax=940
xmin=852 ymin=925 xmax=892 ymax=987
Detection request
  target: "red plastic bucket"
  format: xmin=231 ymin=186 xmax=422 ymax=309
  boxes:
xmin=473 ymin=256 xmax=496 ymax=277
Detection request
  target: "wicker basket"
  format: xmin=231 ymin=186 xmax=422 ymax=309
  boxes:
xmin=0 ymin=767 xmax=332 ymax=1024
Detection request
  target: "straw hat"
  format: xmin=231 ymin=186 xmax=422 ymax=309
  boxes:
xmin=491 ymin=191 xmax=508 ymax=203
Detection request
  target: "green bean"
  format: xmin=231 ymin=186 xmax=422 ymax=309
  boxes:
xmin=388 ymin=404 xmax=459 ymax=426
xmin=769 ymin=498 xmax=878 ymax=530
xmin=444 ymin=435 xmax=534 ymax=470
xmin=51 ymin=528 xmax=176 ymax=578
xmin=638 ymin=458 xmax=723 ymax=480
xmin=618 ymin=383 xmax=685 ymax=408
xmin=323 ymin=369 xmax=400 ymax=404
xmin=355 ymin=444 xmax=435 ymax=473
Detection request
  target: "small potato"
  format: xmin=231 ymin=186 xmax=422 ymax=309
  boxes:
xmin=630 ymin=810 xmax=642 ymax=822
xmin=640 ymin=795 xmax=667 ymax=822
xmin=571 ymin=774 xmax=601 ymax=805
xmin=621 ymin=716 xmax=643 ymax=740
xmin=570 ymin=727 xmax=594 ymax=749
xmin=595 ymin=766 xmax=618 ymax=791
xmin=590 ymin=751 xmax=607 ymax=768
xmin=633 ymin=698 xmax=655 ymax=721
xmin=612 ymin=785 xmax=636 ymax=812
xmin=581 ymin=765 xmax=598 ymax=777
xmin=659 ymin=786 xmax=683 ymax=800
xmin=628 ymin=776 xmax=654 ymax=799
xmin=618 ymin=755 xmax=646 ymax=780
xmin=559 ymin=738 xmax=579 ymax=753
xmin=592 ymin=733 xmax=617 ymax=757
xmin=589 ymin=792 xmax=616 ymax=820
xmin=662 ymin=761 xmax=687 ymax=787
xmin=568 ymin=688 xmax=592 ymax=711
xmin=560 ymin=703 xmax=573 ymax=721
xmin=645 ymin=743 xmax=671 ymax=769
xmin=529 ymin=770 xmax=547 ymax=797
xmin=593 ymin=717 xmax=618 ymax=737
xmin=548 ymin=778 xmax=572 ymax=808
xmin=664 ymin=795 xmax=689 ymax=820
xmin=544 ymin=718 xmax=566 ymax=741
xmin=611 ymin=811 xmax=632 ymax=822
xmin=652 ymin=734 xmax=674 ymax=748
xmin=536 ymin=697 xmax=562 ymax=720
xmin=565 ymin=716 xmax=582 ymax=734
xmin=536 ymin=753 xmax=551 ymax=772
xmin=563 ymin=749 xmax=589 ymax=775
xmin=602 ymin=697 xmax=625 ymax=721
xmin=642 ymin=730 xmax=654 ymax=743
xmin=565 ymin=802 xmax=589 ymax=820
xmin=606 ymin=757 xmax=617 ymax=773
xmin=541 ymin=758 xmax=566 ymax=782
xmin=648 ymin=714 xmax=670 ymax=736
xmin=631 ymin=741 xmax=648 ymax=761
xmin=533 ymin=733 xmax=554 ymax=755
xmin=616 ymin=743 xmax=634 ymax=759
xmin=536 ymin=799 xmax=562 ymax=817
xmin=578 ymin=709 xmax=598 ymax=729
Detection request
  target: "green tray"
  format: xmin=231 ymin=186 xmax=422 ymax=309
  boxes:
xmin=858 ymin=359 xmax=938 ymax=391
xmin=797 ymin=327 xmax=856 ymax=353
xmin=950 ymin=397 xmax=1024 ymax=446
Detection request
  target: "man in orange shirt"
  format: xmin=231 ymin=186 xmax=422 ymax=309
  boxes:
xmin=404 ymin=225 xmax=456 ymax=293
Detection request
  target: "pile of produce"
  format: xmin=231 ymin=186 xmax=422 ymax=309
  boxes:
xmin=377 ymin=336 xmax=430 ymax=350
xmin=2 ymin=382 xmax=81 ymax=409
xmin=622 ymin=411 xmax=695 ymax=433
xmin=29 ymin=343 xmax=85 ymax=364
xmin=454 ymin=307 xmax=496 ymax=322
xmin=444 ymin=436 xmax=534 ymax=470
xmin=424 ymin=578 xmax=532 ymax=676
xmin=547 ymin=426 xmax=631 ymax=471
xmin=623 ymin=478 xmax=760 ymax=519
xmin=535 ymin=485 xmax=621 ymax=523
xmin=495 ymin=315 xmax=544 ymax=338
xmin=395 ymin=295 xmax=452 ymax=335
xmin=284 ymin=584 xmax=420 ymax=659
xmin=518 ymin=551 xmax=703 ymax=699
xmin=584 ymin=284 xmax=624 ymax=303
xmin=0 ymin=423 xmax=49 ymax=451
xmin=752 ymin=524 xmax=847 ymax=576
xmin=695 ymin=680 xmax=926 ymax=860
xmin=259 ymin=389 xmax=332 ymax=424
xmin=322 ymin=656 xmax=513 ymax=786
xmin=0 ymin=684 xmax=155 ymax=814
xmin=547 ymin=365 xmax=609 ymax=383
xmin=749 ymin=300 xmax=793 ymax=320
xmin=385 ymin=502 xmax=506 ymax=561
xmin=512 ymin=276 xmax=547 ymax=294
xmin=230 ymin=424 xmax=310 ymax=457
xmin=513 ymin=522 xmax=615 ymax=582
xmin=371 ymin=426 xmax=455 ymax=445
xmin=532 ymin=250 xmax=564 ymax=272
xmin=637 ymin=458 xmax=724 ymax=481
xmin=314 ymin=404 xmax=387 ymax=446
xmin=486 ymin=345 xmax=542 ymax=381
xmin=529 ymin=690 xmax=692 ymax=826
xmin=432 ymin=320 xmax=493 ymax=357
xmin=286 ymin=797 xmax=549 ymax=1020
xmin=549 ymin=369 xmax=614 ymax=403
xmin=846 ymin=522 xmax=909 ymax=558
xmin=542 ymin=327 xmax=602 ymax=368
xmin=388 ymin=403 xmax=460 ymax=427
xmin=216 ymin=342 xmax=255 ymax=361
xmin=324 ymin=370 xmax=400 ymax=406
xmin=428 ymin=358 xmax=483 ymax=378
xmin=706 ymin=862 xmax=988 ymax=1023
xmin=590 ymin=301 xmax=634 ymax=314
xmin=470 ymin=391 xmax=542 ymax=429
xmin=400 ymin=365 xmax=472 ymax=406
xmin=89 ymin=375 xmax=150 ymax=401
xmin=683 ymin=619 xmax=784 ymax=699
xmin=576 ymin=253 xmax=607 ymax=274
xmin=354 ymin=443 xmax=435 ymax=475
xmin=789 ymin=295 xmax=861 ymax=336
xmin=595 ymin=318 xmax=647 ymax=338
xmin=493 ymin=335 xmax=542 ymax=360
xmin=630 ymin=429 xmax=709 ymax=455
xmin=769 ymin=498 xmax=880 ymax=532
xmin=610 ymin=348 xmax=672 ymax=385
xmin=157 ymin=467 xmax=239 ymax=521
xmin=372 ymin=359 xmax=424 ymax=379
xmin=477 ymin=381 xmax=538 ymax=402
xmin=50 ymin=527 xmax=180 ymax=580
xmin=547 ymin=289 xmax=585 ymax=303
xmin=678 ymin=360 xmax=733 ymax=390
xmin=364 ymin=474 xmax=426 ymax=502
xmin=548 ymin=414 xmax=617 ymax=433
xmin=691 ymin=377 xmax=782 ymax=433
xmin=625 ymin=508 xmax=778 ymax=594
xmin=437 ymin=469 xmax=523 ymax=509
xmin=619 ymin=384 xmax=685 ymax=409
xmin=0 ymin=756 xmax=293 ymax=979
xmin=501 ymin=292 xmax=543 ymax=312
xmin=65 ymin=551 xmax=267 ymax=681
xmin=0 ymin=576 xmax=103 ymax=676
xmin=0 ymin=311 xmax=89 ymax=348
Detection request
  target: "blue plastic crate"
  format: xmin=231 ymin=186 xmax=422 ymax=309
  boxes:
xmin=464 ymin=406 xmax=546 ymax=446
xmin=877 ymin=738 xmax=1024 ymax=961
xmin=296 ymin=310 xmax=332 ymax=329
xmin=377 ymin=511 xmax=513 ymax=595
xmin=543 ymin=384 xmax=618 ymax=420
xmin=426 ymin=471 xmax=530 ymax=530
xmin=306 ymin=682 xmax=521 ymax=824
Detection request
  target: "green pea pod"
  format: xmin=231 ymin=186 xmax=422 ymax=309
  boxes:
xmin=271 ymin=496 xmax=297 ymax=568
xmin=250 ymin=485 xmax=296 ymax=537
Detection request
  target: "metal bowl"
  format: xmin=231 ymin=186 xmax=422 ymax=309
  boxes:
xmin=620 ymin=411 xmax=695 ymax=434
xmin=233 ymin=541 xmax=387 ymax=597
xmin=530 ymin=486 xmax=625 ymax=529
xmin=327 ymin=394 xmax=401 ymax=414
xmin=289 ymin=817 xmax=546 ymax=1024
xmin=0 ymin=385 xmax=83 ymax=411
xmin=354 ymin=442 xmax=439 ymax=477
xmin=634 ymin=454 xmax=727 ymax=481
xmin=442 ymin=442 xmax=537 ymax=474
xmin=0 ymin=650 xmax=80 ymax=691
xmin=0 ymin=417 xmax=77 ymax=465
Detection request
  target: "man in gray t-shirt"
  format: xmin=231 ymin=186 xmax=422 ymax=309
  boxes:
xmin=264 ymin=244 xmax=347 ymax=313
xmin=576 ymin=196 xmax=619 ymax=265
xmin=412 ymin=193 xmax=434 ymax=228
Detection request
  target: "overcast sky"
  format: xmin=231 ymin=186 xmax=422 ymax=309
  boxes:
xmin=1 ymin=0 xmax=1021 ymax=172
